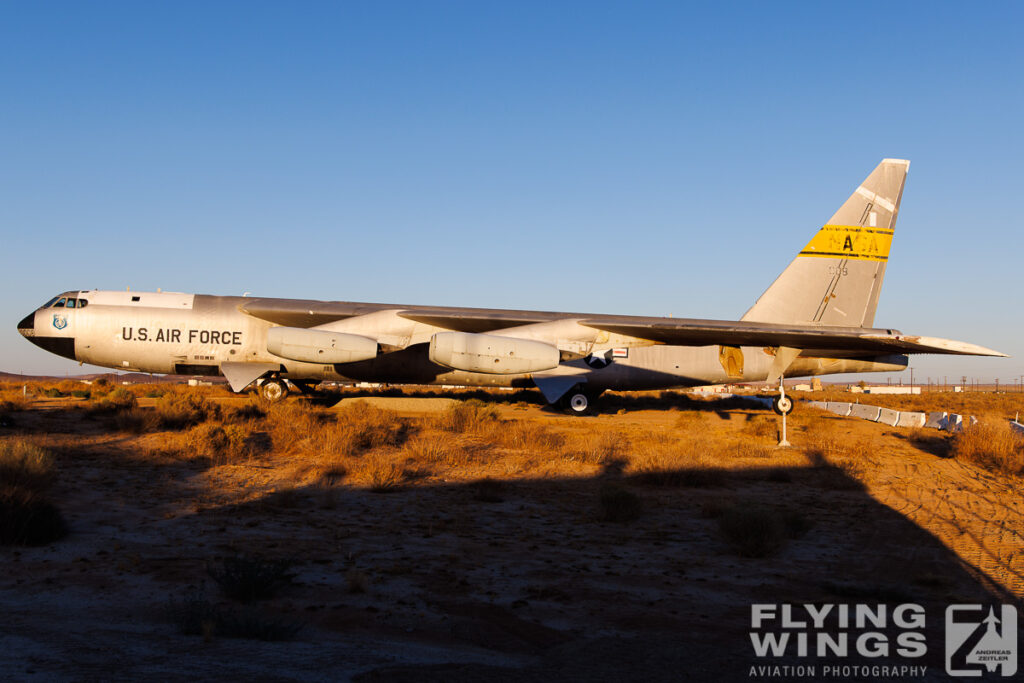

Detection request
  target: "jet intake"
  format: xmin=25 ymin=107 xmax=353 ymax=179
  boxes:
xmin=429 ymin=332 xmax=559 ymax=375
xmin=266 ymin=327 xmax=377 ymax=364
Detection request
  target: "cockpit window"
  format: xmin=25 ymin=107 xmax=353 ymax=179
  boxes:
xmin=78 ymin=299 xmax=88 ymax=308
xmin=66 ymin=298 xmax=77 ymax=309
xmin=52 ymin=297 xmax=67 ymax=308
xmin=42 ymin=296 xmax=60 ymax=308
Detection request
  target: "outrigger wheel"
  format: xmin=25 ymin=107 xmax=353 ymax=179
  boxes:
xmin=259 ymin=377 xmax=289 ymax=402
xmin=772 ymin=393 xmax=793 ymax=416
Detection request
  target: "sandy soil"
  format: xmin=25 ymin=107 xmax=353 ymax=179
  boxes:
xmin=1 ymin=391 xmax=1021 ymax=681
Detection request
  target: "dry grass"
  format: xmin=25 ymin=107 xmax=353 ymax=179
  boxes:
xmin=951 ymin=422 xmax=1024 ymax=476
xmin=0 ymin=439 xmax=68 ymax=546
xmin=364 ymin=454 xmax=407 ymax=493
xmin=153 ymin=393 xmax=223 ymax=429
xmin=437 ymin=400 xmax=500 ymax=433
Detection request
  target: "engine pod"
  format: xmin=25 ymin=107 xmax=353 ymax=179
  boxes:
xmin=429 ymin=332 xmax=559 ymax=375
xmin=266 ymin=327 xmax=377 ymax=364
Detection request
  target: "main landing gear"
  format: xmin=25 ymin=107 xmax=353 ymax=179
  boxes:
xmin=560 ymin=386 xmax=599 ymax=416
xmin=258 ymin=377 xmax=289 ymax=402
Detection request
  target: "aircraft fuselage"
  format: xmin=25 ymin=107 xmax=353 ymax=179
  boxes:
xmin=18 ymin=289 xmax=908 ymax=395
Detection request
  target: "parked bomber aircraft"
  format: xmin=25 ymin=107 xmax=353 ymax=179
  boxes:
xmin=17 ymin=159 xmax=1005 ymax=414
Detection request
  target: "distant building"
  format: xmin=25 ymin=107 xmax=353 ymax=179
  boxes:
xmin=864 ymin=386 xmax=921 ymax=395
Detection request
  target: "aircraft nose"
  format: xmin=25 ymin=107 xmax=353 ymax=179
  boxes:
xmin=17 ymin=312 xmax=34 ymax=337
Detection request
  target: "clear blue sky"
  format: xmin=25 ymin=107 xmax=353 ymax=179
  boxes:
xmin=2 ymin=1 xmax=1021 ymax=384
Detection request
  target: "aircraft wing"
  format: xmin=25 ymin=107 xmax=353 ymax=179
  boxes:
xmin=576 ymin=317 xmax=1007 ymax=357
xmin=401 ymin=310 xmax=1006 ymax=357
xmin=240 ymin=301 xmax=1005 ymax=357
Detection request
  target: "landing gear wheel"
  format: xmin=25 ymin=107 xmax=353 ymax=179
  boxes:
xmin=772 ymin=394 xmax=793 ymax=416
xmin=562 ymin=389 xmax=596 ymax=416
xmin=259 ymin=378 xmax=289 ymax=403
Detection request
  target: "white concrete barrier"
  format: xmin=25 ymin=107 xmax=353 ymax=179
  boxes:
xmin=925 ymin=412 xmax=948 ymax=429
xmin=896 ymin=412 xmax=927 ymax=428
xmin=827 ymin=402 xmax=852 ymax=416
xmin=850 ymin=404 xmax=881 ymax=421
xmin=877 ymin=408 xmax=900 ymax=426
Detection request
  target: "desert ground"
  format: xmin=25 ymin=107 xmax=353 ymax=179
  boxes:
xmin=1 ymin=381 xmax=1022 ymax=681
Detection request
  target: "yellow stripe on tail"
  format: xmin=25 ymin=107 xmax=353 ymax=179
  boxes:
xmin=798 ymin=224 xmax=893 ymax=262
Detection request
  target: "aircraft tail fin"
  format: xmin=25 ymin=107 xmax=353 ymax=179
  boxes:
xmin=741 ymin=158 xmax=909 ymax=328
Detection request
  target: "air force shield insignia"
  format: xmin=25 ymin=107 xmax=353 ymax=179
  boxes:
xmin=52 ymin=314 xmax=68 ymax=330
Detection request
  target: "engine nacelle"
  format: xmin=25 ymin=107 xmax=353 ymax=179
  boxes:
xmin=428 ymin=332 xmax=560 ymax=375
xmin=266 ymin=327 xmax=377 ymax=364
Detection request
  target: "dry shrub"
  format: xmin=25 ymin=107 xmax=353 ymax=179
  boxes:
xmin=168 ymin=591 xmax=302 ymax=641
xmin=0 ymin=392 xmax=30 ymax=412
xmin=0 ymin=439 xmax=68 ymax=546
xmin=365 ymin=455 xmax=406 ymax=493
xmin=598 ymin=483 xmax=642 ymax=522
xmin=497 ymin=421 xmax=564 ymax=452
xmin=154 ymin=393 xmax=222 ymax=429
xmin=187 ymin=423 xmax=251 ymax=463
xmin=0 ymin=440 xmax=55 ymax=489
xmin=275 ymin=401 xmax=409 ymax=459
xmin=404 ymin=434 xmax=457 ymax=466
xmin=718 ymin=504 xmax=810 ymax=558
xmin=229 ymin=400 xmax=267 ymax=422
xmin=265 ymin=402 xmax=332 ymax=450
xmin=951 ymin=422 xmax=1024 ymax=476
xmin=438 ymin=400 xmax=499 ymax=433
xmin=114 ymin=407 xmax=158 ymax=434
xmin=87 ymin=387 xmax=138 ymax=416
xmin=334 ymin=401 xmax=409 ymax=453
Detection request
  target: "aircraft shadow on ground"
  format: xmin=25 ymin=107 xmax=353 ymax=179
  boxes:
xmin=124 ymin=458 xmax=1024 ymax=677
xmin=7 ymin=408 xmax=1021 ymax=681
